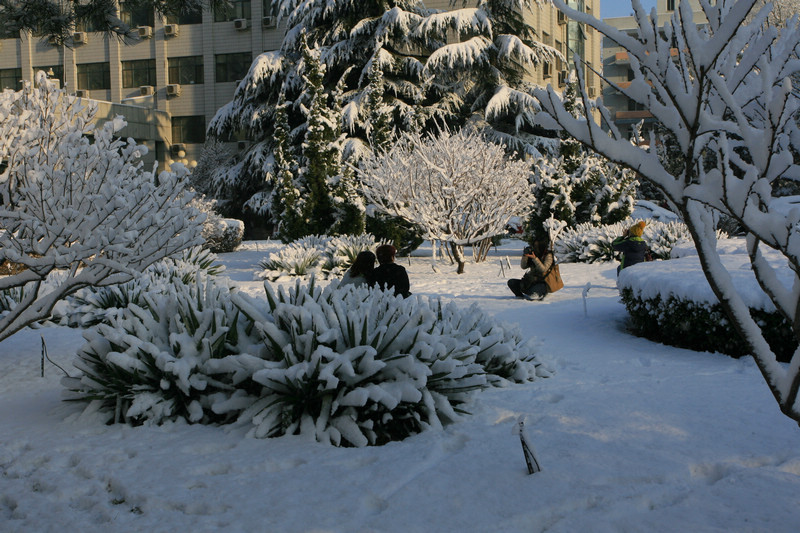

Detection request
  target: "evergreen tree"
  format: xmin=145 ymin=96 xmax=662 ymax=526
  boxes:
xmin=271 ymin=92 xmax=305 ymax=242
xmin=527 ymin=81 xmax=636 ymax=240
xmin=207 ymin=0 xmax=559 ymax=230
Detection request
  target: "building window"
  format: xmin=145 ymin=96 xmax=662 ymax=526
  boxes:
xmin=120 ymin=3 xmax=155 ymax=28
xmin=77 ymin=62 xmax=111 ymax=90
xmin=168 ymin=56 xmax=204 ymax=84
xmin=167 ymin=9 xmax=203 ymax=25
xmin=214 ymin=0 xmax=251 ymax=22
xmin=667 ymin=0 xmax=675 ymax=11
xmin=172 ymin=116 xmax=206 ymax=144
xmin=542 ymin=62 xmax=551 ymax=79
xmin=215 ymin=52 xmax=252 ymax=83
xmin=34 ymin=65 xmax=64 ymax=87
xmin=0 ymin=68 xmax=22 ymax=90
xmin=122 ymin=59 xmax=157 ymax=88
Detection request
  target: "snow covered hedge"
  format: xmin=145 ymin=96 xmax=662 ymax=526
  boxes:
xmin=618 ymin=244 xmax=795 ymax=361
xmin=257 ymin=234 xmax=386 ymax=280
xmin=64 ymin=278 xmax=550 ymax=446
xmin=555 ymin=219 xmax=727 ymax=263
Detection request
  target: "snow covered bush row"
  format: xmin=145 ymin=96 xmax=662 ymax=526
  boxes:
xmin=257 ymin=234 xmax=386 ymax=280
xmin=63 ymin=278 xmax=551 ymax=446
xmin=618 ymin=251 xmax=795 ymax=361
xmin=55 ymin=247 xmax=225 ymax=327
xmin=555 ymin=219 xmax=727 ymax=263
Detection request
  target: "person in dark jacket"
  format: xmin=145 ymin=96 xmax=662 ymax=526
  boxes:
xmin=612 ymin=221 xmax=648 ymax=275
xmin=507 ymin=238 xmax=555 ymax=300
xmin=370 ymin=244 xmax=411 ymax=297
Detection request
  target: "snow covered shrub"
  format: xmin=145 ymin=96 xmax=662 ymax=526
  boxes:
xmin=0 ymin=287 xmax=25 ymax=314
xmin=59 ymin=247 xmax=225 ymax=327
xmin=62 ymin=276 xmax=253 ymax=425
xmin=620 ymin=290 xmax=794 ymax=362
xmin=555 ymin=220 xmax=720 ymax=263
xmin=258 ymin=241 xmax=325 ymax=280
xmin=230 ymin=279 xmax=549 ymax=446
xmin=202 ymin=218 xmax=245 ymax=253
xmin=257 ymin=234 xmax=384 ymax=280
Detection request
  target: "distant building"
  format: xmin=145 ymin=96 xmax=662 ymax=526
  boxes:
xmin=601 ymin=0 xmax=705 ymax=138
xmin=0 ymin=0 xmax=600 ymax=169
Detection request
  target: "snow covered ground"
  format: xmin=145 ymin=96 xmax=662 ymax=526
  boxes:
xmin=1 ymin=240 xmax=799 ymax=532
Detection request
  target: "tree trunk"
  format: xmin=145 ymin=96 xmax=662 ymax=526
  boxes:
xmin=450 ymin=242 xmax=466 ymax=274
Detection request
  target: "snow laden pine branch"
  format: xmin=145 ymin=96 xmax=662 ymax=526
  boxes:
xmin=536 ymin=0 xmax=800 ymax=423
xmin=356 ymin=128 xmax=532 ymax=273
xmin=0 ymin=72 xmax=203 ymax=342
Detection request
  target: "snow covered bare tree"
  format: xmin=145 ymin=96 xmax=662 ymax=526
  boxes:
xmin=357 ymin=128 xmax=532 ymax=273
xmin=0 ymin=73 xmax=203 ymax=342
xmin=535 ymin=0 xmax=800 ymax=423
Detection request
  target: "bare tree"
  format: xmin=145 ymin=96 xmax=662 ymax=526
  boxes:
xmin=356 ymin=128 xmax=532 ymax=274
xmin=535 ymin=0 xmax=800 ymax=423
xmin=0 ymin=72 xmax=203 ymax=342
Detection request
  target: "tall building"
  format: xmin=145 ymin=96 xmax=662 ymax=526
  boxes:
xmin=0 ymin=0 xmax=600 ymax=168
xmin=601 ymin=0 xmax=705 ymax=138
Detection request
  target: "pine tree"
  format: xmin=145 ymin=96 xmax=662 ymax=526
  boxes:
xmin=271 ymin=92 xmax=305 ymax=242
xmin=207 ymin=0 xmax=559 ymax=230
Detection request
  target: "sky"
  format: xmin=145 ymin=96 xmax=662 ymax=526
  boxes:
xmin=601 ymin=0 xmax=658 ymax=19
xmin=1 ymin=235 xmax=798 ymax=531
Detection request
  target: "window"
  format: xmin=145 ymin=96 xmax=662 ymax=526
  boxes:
xmin=166 ymin=9 xmax=203 ymax=25
xmin=34 ymin=65 xmax=64 ymax=87
xmin=214 ymin=0 xmax=251 ymax=22
xmin=168 ymin=56 xmax=204 ymax=85
xmin=542 ymin=62 xmax=551 ymax=79
xmin=120 ymin=3 xmax=155 ymax=28
xmin=75 ymin=18 xmax=102 ymax=32
xmin=122 ymin=59 xmax=157 ymax=88
xmin=0 ymin=68 xmax=22 ymax=90
xmin=77 ymin=62 xmax=111 ymax=90
xmin=667 ymin=0 xmax=675 ymax=11
xmin=215 ymin=52 xmax=252 ymax=83
xmin=172 ymin=116 xmax=206 ymax=144
xmin=262 ymin=0 xmax=272 ymax=16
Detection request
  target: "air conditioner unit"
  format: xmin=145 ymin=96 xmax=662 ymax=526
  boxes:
xmin=139 ymin=85 xmax=155 ymax=96
xmin=170 ymin=143 xmax=187 ymax=155
xmin=72 ymin=31 xmax=88 ymax=44
xmin=234 ymin=18 xmax=248 ymax=30
xmin=166 ymin=84 xmax=182 ymax=96
xmin=557 ymin=11 xmax=567 ymax=25
xmin=137 ymin=26 xmax=153 ymax=39
xmin=262 ymin=16 xmax=276 ymax=28
xmin=75 ymin=89 xmax=89 ymax=98
xmin=164 ymin=24 xmax=179 ymax=37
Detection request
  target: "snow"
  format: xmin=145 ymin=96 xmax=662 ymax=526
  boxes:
xmin=2 ymin=239 xmax=800 ymax=531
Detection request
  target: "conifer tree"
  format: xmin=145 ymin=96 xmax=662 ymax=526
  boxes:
xmin=271 ymin=92 xmax=305 ymax=242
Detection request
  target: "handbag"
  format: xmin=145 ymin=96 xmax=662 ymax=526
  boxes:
xmin=543 ymin=263 xmax=564 ymax=293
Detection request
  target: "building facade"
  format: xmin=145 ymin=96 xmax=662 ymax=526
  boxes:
xmin=0 ymin=0 xmax=600 ymax=168
xmin=601 ymin=0 xmax=705 ymax=138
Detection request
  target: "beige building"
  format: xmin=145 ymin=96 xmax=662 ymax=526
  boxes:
xmin=601 ymin=0 xmax=705 ymax=138
xmin=0 ymin=0 xmax=600 ymax=167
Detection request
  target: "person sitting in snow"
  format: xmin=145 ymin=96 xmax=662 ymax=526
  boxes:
xmin=370 ymin=244 xmax=411 ymax=297
xmin=507 ymin=237 xmax=555 ymax=301
xmin=340 ymin=251 xmax=376 ymax=287
xmin=612 ymin=221 xmax=648 ymax=275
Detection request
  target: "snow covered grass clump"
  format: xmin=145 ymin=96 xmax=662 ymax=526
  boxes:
xmin=63 ymin=276 xmax=550 ymax=447
xmin=618 ymin=252 xmax=795 ymax=362
xmin=257 ymin=234 xmax=386 ymax=280
xmin=232 ymin=279 xmax=550 ymax=446
xmin=555 ymin=219 xmax=725 ymax=263
xmin=56 ymin=247 xmax=225 ymax=327
xmin=62 ymin=275 xmax=251 ymax=425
